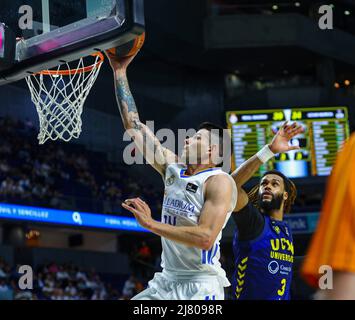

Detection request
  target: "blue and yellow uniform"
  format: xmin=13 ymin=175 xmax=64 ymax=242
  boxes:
xmin=232 ymin=203 xmax=294 ymax=300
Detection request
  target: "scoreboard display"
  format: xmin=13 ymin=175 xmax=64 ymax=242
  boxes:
xmin=226 ymin=107 xmax=350 ymax=178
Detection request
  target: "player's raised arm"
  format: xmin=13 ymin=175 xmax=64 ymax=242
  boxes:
xmin=122 ymin=174 xmax=235 ymax=250
xmin=106 ymin=51 xmax=178 ymax=177
xmin=232 ymin=122 xmax=303 ymax=212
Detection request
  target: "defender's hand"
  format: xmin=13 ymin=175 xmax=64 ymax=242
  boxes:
xmin=122 ymin=198 xmax=154 ymax=230
xmin=269 ymin=121 xmax=304 ymax=154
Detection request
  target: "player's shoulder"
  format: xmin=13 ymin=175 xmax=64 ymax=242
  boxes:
xmin=205 ymin=172 xmax=234 ymax=191
xmin=206 ymin=171 xmax=230 ymax=181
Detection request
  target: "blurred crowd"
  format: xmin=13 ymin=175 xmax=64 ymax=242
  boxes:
xmin=0 ymin=253 xmax=158 ymax=300
xmin=0 ymin=257 xmax=123 ymax=300
xmin=1 ymin=242 xmax=313 ymax=300
xmin=0 ymin=117 xmax=162 ymax=217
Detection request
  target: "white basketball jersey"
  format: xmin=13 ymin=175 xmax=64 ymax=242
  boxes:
xmin=160 ymin=163 xmax=237 ymax=287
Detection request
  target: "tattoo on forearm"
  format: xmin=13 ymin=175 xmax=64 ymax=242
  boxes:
xmin=114 ymin=74 xmax=175 ymax=169
xmin=133 ymin=118 xmax=143 ymax=131
xmin=115 ymin=76 xmax=137 ymax=113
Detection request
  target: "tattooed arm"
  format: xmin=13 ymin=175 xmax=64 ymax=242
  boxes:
xmin=106 ymin=51 xmax=178 ymax=177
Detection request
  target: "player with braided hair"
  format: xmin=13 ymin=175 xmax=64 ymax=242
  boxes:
xmin=247 ymin=171 xmax=297 ymax=215
xmin=230 ymin=121 xmax=303 ymax=300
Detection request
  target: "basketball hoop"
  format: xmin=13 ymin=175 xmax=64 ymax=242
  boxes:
xmin=25 ymin=52 xmax=105 ymax=144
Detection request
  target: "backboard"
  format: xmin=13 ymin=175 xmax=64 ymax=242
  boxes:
xmin=0 ymin=0 xmax=145 ymax=85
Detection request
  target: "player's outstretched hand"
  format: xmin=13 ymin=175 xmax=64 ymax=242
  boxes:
xmin=122 ymin=198 xmax=153 ymax=230
xmin=269 ymin=121 xmax=304 ymax=154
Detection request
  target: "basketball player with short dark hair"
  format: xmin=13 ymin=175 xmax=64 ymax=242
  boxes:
xmin=106 ymin=51 xmax=237 ymax=300
xmin=231 ymin=122 xmax=303 ymax=300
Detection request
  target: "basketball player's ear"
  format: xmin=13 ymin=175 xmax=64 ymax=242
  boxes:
xmin=207 ymin=145 xmax=215 ymax=164
xmin=205 ymin=145 xmax=211 ymax=157
xmin=283 ymin=192 xmax=289 ymax=201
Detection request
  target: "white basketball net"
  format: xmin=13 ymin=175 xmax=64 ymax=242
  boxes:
xmin=25 ymin=54 xmax=104 ymax=144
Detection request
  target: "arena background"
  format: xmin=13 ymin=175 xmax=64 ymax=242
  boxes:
xmin=0 ymin=0 xmax=354 ymax=300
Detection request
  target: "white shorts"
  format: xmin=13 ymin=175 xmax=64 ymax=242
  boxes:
xmin=131 ymin=272 xmax=225 ymax=300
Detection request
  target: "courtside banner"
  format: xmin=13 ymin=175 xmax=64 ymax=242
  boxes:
xmin=284 ymin=213 xmax=319 ymax=234
xmin=0 ymin=202 xmax=319 ymax=234
xmin=0 ymin=202 xmax=147 ymax=232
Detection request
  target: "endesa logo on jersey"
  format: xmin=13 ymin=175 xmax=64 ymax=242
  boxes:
xmin=186 ymin=183 xmax=198 ymax=193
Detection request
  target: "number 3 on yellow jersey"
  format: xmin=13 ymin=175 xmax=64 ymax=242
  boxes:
xmin=278 ymin=278 xmax=286 ymax=296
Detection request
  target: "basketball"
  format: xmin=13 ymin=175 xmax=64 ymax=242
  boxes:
xmin=108 ymin=32 xmax=145 ymax=58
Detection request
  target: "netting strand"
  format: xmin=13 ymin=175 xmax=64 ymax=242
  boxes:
xmin=25 ymin=55 xmax=103 ymax=144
